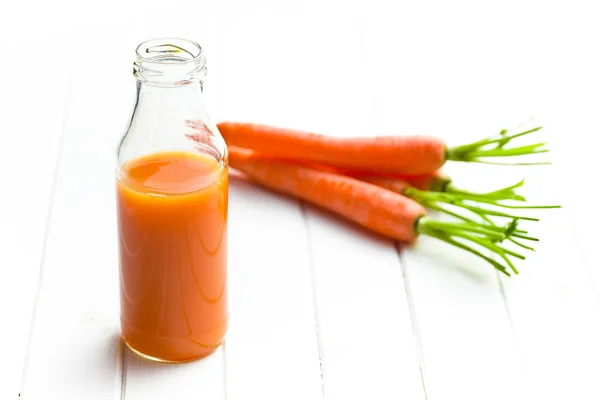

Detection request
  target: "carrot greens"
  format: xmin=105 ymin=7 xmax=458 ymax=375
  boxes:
xmin=416 ymin=217 xmax=534 ymax=276
xmin=446 ymin=126 xmax=551 ymax=165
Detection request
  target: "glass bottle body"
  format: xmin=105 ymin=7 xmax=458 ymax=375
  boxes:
xmin=115 ymin=38 xmax=228 ymax=363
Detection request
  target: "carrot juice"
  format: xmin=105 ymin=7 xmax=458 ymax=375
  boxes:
xmin=116 ymin=150 xmax=228 ymax=362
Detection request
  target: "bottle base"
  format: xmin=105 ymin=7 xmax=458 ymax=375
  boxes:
xmin=124 ymin=338 xmax=221 ymax=364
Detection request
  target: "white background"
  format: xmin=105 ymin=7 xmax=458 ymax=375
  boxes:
xmin=1 ymin=0 xmax=599 ymax=399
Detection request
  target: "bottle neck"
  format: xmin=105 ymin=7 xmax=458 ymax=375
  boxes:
xmin=125 ymin=79 xmax=210 ymax=152
xmin=116 ymin=37 xmax=226 ymax=168
xmin=136 ymin=79 xmax=205 ymax=111
xmin=134 ymin=77 xmax=209 ymax=120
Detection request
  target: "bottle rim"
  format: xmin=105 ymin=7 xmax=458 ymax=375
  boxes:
xmin=135 ymin=37 xmax=203 ymax=65
xmin=133 ymin=37 xmax=207 ymax=85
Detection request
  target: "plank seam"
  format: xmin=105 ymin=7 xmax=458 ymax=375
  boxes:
xmin=395 ymin=243 xmax=428 ymax=400
xmin=494 ymin=272 xmax=527 ymax=373
xmin=300 ymin=202 xmax=326 ymax=400
xmin=222 ymin=341 xmax=228 ymax=400
xmin=120 ymin=345 xmax=128 ymax=400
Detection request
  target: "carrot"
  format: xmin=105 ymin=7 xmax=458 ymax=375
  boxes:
xmin=295 ymin=160 xmax=560 ymax=225
xmin=300 ymin=164 xmax=451 ymax=191
xmin=320 ymin=167 xmax=451 ymax=192
xmin=225 ymin=152 xmax=560 ymax=226
xmin=228 ymin=147 xmax=425 ymax=242
xmin=355 ymin=174 xmax=560 ymax=226
xmin=320 ymin=165 xmax=529 ymax=203
xmin=394 ymin=171 xmax=450 ymax=192
xmin=227 ymin=146 xmax=538 ymax=276
xmin=215 ymin=121 xmax=549 ymax=175
xmin=345 ymin=169 xmax=516 ymax=201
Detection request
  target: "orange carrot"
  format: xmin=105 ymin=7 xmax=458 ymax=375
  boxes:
xmin=358 ymin=175 xmax=414 ymax=194
xmin=309 ymin=163 xmax=538 ymax=208
xmin=227 ymin=147 xmax=425 ymax=242
xmin=321 ymin=167 xmax=451 ymax=192
xmin=325 ymin=167 xmax=558 ymax=225
xmin=220 ymin=122 xmax=445 ymax=175
xmin=227 ymin=146 xmax=538 ymax=276
xmin=388 ymin=171 xmax=449 ymax=191
xmin=216 ymin=121 xmax=549 ymax=175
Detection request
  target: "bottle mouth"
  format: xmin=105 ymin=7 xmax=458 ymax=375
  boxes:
xmin=136 ymin=37 xmax=203 ymax=64
xmin=134 ymin=37 xmax=207 ymax=85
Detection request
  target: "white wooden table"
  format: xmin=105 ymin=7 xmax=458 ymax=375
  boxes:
xmin=2 ymin=2 xmax=600 ymax=399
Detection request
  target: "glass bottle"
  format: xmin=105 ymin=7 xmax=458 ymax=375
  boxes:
xmin=115 ymin=38 xmax=228 ymax=363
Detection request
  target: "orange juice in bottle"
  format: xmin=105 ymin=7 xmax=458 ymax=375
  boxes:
xmin=115 ymin=38 xmax=228 ymax=363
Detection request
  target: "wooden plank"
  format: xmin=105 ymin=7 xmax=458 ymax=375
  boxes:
xmin=224 ymin=178 xmax=322 ymax=400
xmin=394 ymin=148 xmax=533 ymax=400
xmin=305 ymin=209 xmax=426 ymax=399
xmin=493 ymin=149 xmax=600 ymax=399
xmin=215 ymin=14 xmax=356 ymax=400
xmin=536 ymin=83 xmax=600 ymax=309
xmin=217 ymin=13 xmax=425 ymax=399
xmin=0 ymin=32 xmax=75 ymax=400
xmin=124 ymin=348 xmax=225 ymax=400
xmin=368 ymin=3 xmax=600 ymax=399
xmin=379 ymin=113 xmax=599 ymax=399
xmin=18 ymin=28 xmax=128 ymax=399
xmin=401 ymin=237 xmax=528 ymax=399
xmin=288 ymin=15 xmax=426 ymax=400
xmin=358 ymin=6 xmax=589 ymax=398
xmin=18 ymin=284 xmax=124 ymax=399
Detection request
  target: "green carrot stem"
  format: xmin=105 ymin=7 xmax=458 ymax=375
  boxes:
xmin=450 ymin=127 xmax=541 ymax=154
xmin=508 ymin=237 xmax=535 ymax=251
xmin=484 ymin=180 xmax=525 ymax=195
xmin=451 ymin=195 xmax=559 ymax=210
xmin=499 ymin=253 xmax=519 ymax=275
xmin=448 ymin=126 xmax=542 ymax=155
xmin=406 ymin=189 xmax=542 ymax=221
xmin=483 ymin=126 xmax=543 ymax=145
xmin=417 ymin=191 xmax=532 ymax=227
xmin=466 ymin=143 xmax=548 ymax=159
xmin=446 ymin=125 xmax=550 ymax=164
xmin=510 ymin=233 xmax=539 ymax=241
xmin=404 ymin=181 xmax=560 ymax=229
xmin=421 ymin=201 xmax=478 ymax=224
xmin=419 ymin=227 xmax=510 ymax=276
xmin=447 ymin=230 xmax=521 ymax=274
xmin=467 ymin=160 xmax=552 ymax=166
xmin=420 ymin=190 xmax=559 ymax=210
xmin=454 ymin=202 xmax=539 ymax=221
xmin=421 ymin=219 xmax=507 ymax=241
xmin=463 ymin=200 xmax=561 ymax=210
xmin=494 ymin=244 xmax=526 ymax=259
xmin=446 ymin=182 xmax=526 ymax=202
xmin=429 ymin=178 xmax=534 ymax=206
xmin=478 ymin=213 xmax=494 ymax=224
xmin=415 ymin=216 xmax=532 ymax=275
